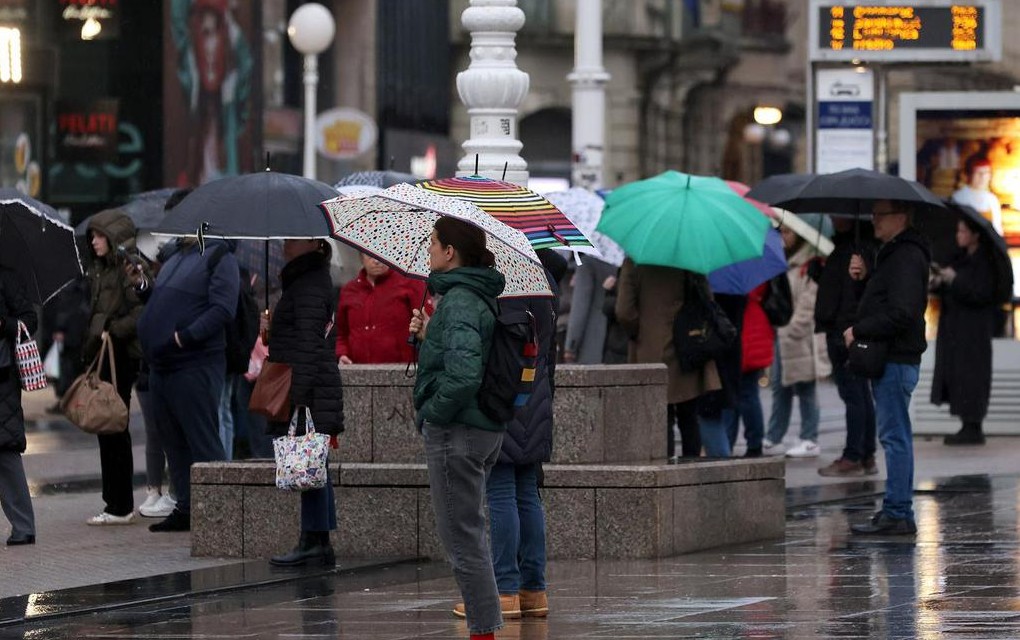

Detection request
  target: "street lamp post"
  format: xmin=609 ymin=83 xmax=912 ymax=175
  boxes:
xmin=568 ymin=0 xmax=610 ymax=191
xmin=287 ymin=3 xmax=336 ymax=179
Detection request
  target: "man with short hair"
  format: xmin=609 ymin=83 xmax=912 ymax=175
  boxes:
xmin=843 ymin=200 xmax=931 ymax=535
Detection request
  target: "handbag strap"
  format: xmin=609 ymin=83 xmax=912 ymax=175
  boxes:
xmin=287 ymin=406 xmax=315 ymax=437
xmin=15 ymin=320 xmax=29 ymax=346
xmin=90 ymin=333 xmax=119 ymax=388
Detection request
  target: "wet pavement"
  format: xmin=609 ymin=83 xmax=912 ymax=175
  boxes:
xmin=4 ymin=474 xmax=1020 ymax=639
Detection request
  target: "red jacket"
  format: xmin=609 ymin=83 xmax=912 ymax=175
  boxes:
xmin=335 ymin=269 xmax=432 ymax=364
xmin=741 ymin=283 xmax=775 ymax=373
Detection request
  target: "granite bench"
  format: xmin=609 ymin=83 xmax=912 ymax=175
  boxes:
xmin=191 ymin=364 xmax=786 ymax=560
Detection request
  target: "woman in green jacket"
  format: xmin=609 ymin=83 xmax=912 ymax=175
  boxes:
xmin=409 ymin=216 xmax=505 ymax=640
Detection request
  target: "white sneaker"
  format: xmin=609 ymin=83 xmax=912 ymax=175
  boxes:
xmin=761 ymin=439 xmax=786 ymax=456
xmin=87 ymin=511 xmax=135 ymax=526
xmin=785 ymin=440 xmax=821 ymax=458
xmin=139 ymin=487 xmax=161 ymax=513
xmin=140 ymin=494 xmax=177 ymax=518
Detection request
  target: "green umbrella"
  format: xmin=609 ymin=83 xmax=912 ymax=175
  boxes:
xmin=596 ymin=171 xmax=771 ymax=274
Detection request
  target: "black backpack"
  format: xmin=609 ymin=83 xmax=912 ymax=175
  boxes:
xmin=208 ymin=245 xmax=260 ymax=374
xmin=673 ymin=275 xmax=737 ymax=373
xmin=469 ymin=292 xmax=539 ymax=424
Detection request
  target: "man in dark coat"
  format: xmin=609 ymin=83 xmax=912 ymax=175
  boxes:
xmin=931 ymin=218 xmax=1000 ymax=445
xmin=844 ymin=201 xmax=931 ymax=536
xmin=0 ymin=268 xmax=38 ymax=545
xmin=816 ymin=219 xmax=878 ymax=477
xmin=137 ymin=238 xmax=239 ymax=532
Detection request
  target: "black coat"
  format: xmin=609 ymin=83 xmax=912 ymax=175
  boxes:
xmin=498 ymin=294 xmax=556 ymax=466
xmin=853 ymin=228 xmax=932 ymax=365
xmin=815 ymin=230 xmax=874 ymax=336
xmin=266 ymin=251 xmax=344 ymax=436
xmin=931 ymin=249 xmax=998 ymax=421
xmin=0 ymin=269 xmax=37 ymax=453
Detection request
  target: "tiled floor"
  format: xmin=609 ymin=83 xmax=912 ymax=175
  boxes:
xmin=5 ymin=474 xmax=1020 ymax=639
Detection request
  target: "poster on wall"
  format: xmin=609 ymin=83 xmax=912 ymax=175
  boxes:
xmin=163 ymin=0 xmax=257 ymax=188
xmin=54 ymin=99 xmax=119 ymax=163
xmin=815 ymin=67 xmax=874 ymax=174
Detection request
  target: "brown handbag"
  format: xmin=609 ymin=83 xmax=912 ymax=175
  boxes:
xmin=60 ymin=333 xmax=129 ymax=435
xmin=249 ymin=360 xmax=292 ymax=422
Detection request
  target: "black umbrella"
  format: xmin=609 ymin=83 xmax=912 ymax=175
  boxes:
xmin=0 ymin=190 xmax=83 ymax=304
xmin=745 ymin=173 xmax=815 ymax=208
xmin=769 ymin=168 xmax=946 ymax=217
xmin=919 ymin=201 xmax=1013 ymax=305
xmin=74 ymin=188 xmax=185 ymax=236
xmin=153 ymin=171 xmax=337 ymax=310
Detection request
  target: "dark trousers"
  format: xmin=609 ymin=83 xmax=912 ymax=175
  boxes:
xmin=300 ymin=466 xmax=336 ymax=531
xmin=97 ymin=344 xmax=138 ymax=517
xmin=831 ymin=351 xmax=877 ymax=463
xmin=150 ymin=361 xmax=226 ymax=514
xmin=668 ymin=400 xmax=701 ymax=458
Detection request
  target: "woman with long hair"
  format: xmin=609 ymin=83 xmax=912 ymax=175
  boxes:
xmin=267 ymin=239 xmax=344 ymax=566
xmin=409 ymin=216 xmax=506 ymax=640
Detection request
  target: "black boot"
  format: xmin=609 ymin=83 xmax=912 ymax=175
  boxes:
xmin=270 ymin=531 xmax=335 ymax=567
xmin=944 ymin=421 xmax=985 ymax=446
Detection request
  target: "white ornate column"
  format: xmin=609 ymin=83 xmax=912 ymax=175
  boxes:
xmin=456 ymin=0 xmax=530 ymax=185
xmin=568 ymin=0 xmax=610 ymax=190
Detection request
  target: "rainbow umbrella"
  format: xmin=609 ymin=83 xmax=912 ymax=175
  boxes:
xmin=417 ymin=175 xmax=598 ymax=255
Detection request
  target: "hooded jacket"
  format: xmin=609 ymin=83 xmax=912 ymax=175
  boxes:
xmin=85 ymin=209 xmax=145 ymax=361
xmin=413 ymin=267 xmax=505 ymax=432
xmin=137 ymin=239 xmax=239 ymax=372
xmin=852 ymin=227 xmax=932 ymax=365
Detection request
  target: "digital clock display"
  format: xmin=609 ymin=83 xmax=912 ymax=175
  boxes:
xmin=818 ymin=4 xmax=985 ymax=57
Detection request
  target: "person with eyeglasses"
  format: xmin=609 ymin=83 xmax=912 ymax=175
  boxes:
xmin=843 ymin=200 xmax=931 ymax=536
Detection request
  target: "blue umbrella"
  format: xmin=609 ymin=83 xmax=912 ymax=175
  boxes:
xmin=708 ymin=228 xmax=787 ymax=295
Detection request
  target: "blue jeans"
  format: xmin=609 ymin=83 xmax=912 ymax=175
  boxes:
xmin=486 ymin=463 xmax=547 ymax=595
xmin=727 ymin=371 xmax=766 ymax=451
xmin=423 ymin=422 xmax=504 ymax=635
xmin=700 ymin=410 xmax=733 ymax=457
xmin=767 ymin=346 xmax=820 ymax=443
xmin=871 ymin=363 xmax=919 ymax=521
xmin=832 ymin=358 xmax=877 ymax=463
xmin=218 ymin=374 xmax=237 ymax=460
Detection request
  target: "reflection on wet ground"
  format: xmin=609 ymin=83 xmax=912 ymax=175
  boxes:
xmin=5 ymin=475 xmax=1020 ymax=639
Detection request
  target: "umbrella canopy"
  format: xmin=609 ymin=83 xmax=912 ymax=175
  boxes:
xmin=0 ymin=190 xmax=83 ymax=304
xmin=417 ymin=176 xmax=597 ymax=254
xmin=153 ymin=171 xmax=337 ymax=239
xmin=708 ymin=227 xmax=787 ymax=295
xmin=771 ymin=209 xmax=835 ymax=257
xmin=320 ymin=183 xmax=552 ymax=298
xmin=544 ymin=188 xmax=624 ymax=267
xmin=745 ymin=173 xmax=814 ymax=208
xmin=334 ymin=170 xmax=418 ymax=189
xmin=595 ymin=171 xmax=771 ymax=274
xmin=74 ymin=188 xmax=181 ymax=236
xmin=767 ymin=168 xmax=947 ymax=216
xmin=916 ymin=201 xmax=1013 ymax=304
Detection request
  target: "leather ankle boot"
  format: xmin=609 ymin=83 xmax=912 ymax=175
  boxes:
xmin=270 ymin=531 xmax=335 ymax=567
xmin=944 ymin=422 xmax=985 ymax=446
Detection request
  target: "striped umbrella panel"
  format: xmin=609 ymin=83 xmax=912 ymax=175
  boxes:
xmin=417 ymin=176 xmax=595 ymax=251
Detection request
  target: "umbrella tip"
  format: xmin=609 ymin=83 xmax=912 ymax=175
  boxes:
xmin=265 ymin=152 xmax=271 ymax=172
xmin=502 ymin=161 xmax=508 ymax=181
xmin=474 ymin=154 xmax=479 ymax=176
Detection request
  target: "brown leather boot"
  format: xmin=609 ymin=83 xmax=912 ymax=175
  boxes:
xmin=453 ymin=594 xmax=521 ymax=619
xmin=519 ymin=589 xmax=548 ymax=617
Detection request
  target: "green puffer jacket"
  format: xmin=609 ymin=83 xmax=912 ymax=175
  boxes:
xmin=85 ymin=209 xmax=145 ymax=361
xmin=413 ymin=266 xmax=506 ymax=432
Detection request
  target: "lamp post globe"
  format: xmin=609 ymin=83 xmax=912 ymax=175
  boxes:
xmin=287 ymin=3 xmax=335 ymax=55
xmin=287 ymin=3 xmax=335 ymax=179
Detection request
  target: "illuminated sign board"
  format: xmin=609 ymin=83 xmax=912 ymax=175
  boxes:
xmin=809 ymin=1 xmax=1001 ymax=62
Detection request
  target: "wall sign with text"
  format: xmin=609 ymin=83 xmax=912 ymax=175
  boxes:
xmin=809 ymin=0 xmax=1001 ymax=62
xmin=55 ymin=99 xmax=119 ymax=162
xmin=58 ymin=0 xmax=119 ymax=40
xmin=815 ymin=68 xmax=875 ymax=174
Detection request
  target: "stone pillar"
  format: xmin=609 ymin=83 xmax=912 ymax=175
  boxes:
xmin=568 ymin=0 xmax=610 ymax=190
xmin=455 ymin=0 xmax=530 ymax=186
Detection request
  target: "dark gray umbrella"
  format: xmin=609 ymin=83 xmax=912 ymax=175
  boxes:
xmin=745 ymin=173 xmax=814 ymax=207
xmin=922 ymin=201 xmax=1013 ymax=304
xmin=75 ymin=188 xmax=183 ymax=236
xmin=154 ymin=171 xmax=337 ymax=239
xmin=768 ymin=168 xmax=946 ymax=216
xmin=0 ymin=190 xmax=83 ymax=304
